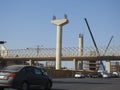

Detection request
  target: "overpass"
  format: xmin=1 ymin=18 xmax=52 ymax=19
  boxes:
xmin=0 ymin=46 xmax=120 ymax=72
xmin=0 ymin=46 xmax=120 ymax=60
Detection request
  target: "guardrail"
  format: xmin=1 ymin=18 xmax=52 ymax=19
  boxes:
xmin=0 ymin=46 xmax=120 ymax=58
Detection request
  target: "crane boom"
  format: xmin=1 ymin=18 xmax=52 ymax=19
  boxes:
xmin=84 ymin=18 xmax=100 ymax=56
xmin=103 ymin=36 xmax=114 ymax=55
xmin=84 ymin=18 xmax=103 ymax=71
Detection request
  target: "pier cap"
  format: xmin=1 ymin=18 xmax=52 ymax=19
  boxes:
xmin=51 ymin=14 xmax=69 ymax=26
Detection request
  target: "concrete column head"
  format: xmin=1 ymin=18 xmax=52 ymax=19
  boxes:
xmin=51 ymin=15 xmax=69 ymax=26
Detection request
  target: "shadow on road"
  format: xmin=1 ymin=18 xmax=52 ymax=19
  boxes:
xmin=52 ymin=89 xmax=68 ymax=90
xmin=53 ymin=80 xmax=111 ymax=85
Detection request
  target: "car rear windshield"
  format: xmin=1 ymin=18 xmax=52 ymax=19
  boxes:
xmin=0 ymin=65 xmax=24 ymax=72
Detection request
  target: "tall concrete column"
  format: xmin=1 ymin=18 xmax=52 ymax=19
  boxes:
xmin=78 ymin=34 xmax=83 ymax=56
xmin=105 ymin=60 xmax=111 ymax=73
xmin=56 ymin=26 xmax=62 ymax=69
xmin=51 ymin=15 xmax=69 ymax=70
xmin=73 ymin=59 xmax=78 ymax=70
xmin=78 ymin=34 xmax=83 ymax=70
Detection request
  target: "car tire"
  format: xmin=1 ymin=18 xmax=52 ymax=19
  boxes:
xmin=21 ymin=82 xmax=29 ymax=90
xmin=45 ymin=81 xmax=52 ymax=90
xmin=0 ymin=88 xmax=4 ymax=90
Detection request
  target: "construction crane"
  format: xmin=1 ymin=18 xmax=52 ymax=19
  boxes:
xmin=84 ymin=18 xmax=114 ymax=71
xmin=101 ymin=36 xmax=114 ymax=71
xmin=103 ymin=36 xmax=114 ymax=56
xmin=84 ymin=18 xmax=103 ymax=71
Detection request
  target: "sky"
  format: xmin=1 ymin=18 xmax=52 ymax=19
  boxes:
xmin=0 ymin=0 xmax=120 ymax=69
xmin=0 ymin=0 xmax=120 ymax=49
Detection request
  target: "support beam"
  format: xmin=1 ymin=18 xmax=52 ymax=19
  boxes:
xmin=105 ymin=60 xmax=111 ymax=73
xmin=73 ymin=59 xmax=78 ymax=70
xmin=29 ymin=59 xmax=33 ymax=66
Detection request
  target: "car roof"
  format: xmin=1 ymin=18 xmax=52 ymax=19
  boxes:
xmin=6 ymin=65 xmax=29 ymax=69
xmin=1 ymin=65 xmax=30 ymax=72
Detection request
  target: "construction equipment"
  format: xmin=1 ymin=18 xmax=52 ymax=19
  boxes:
xmin=103 ymin=36 xmax=114 ymax=56
xmin=101 ymin=36 xmax=114 ymax=71
xmin=84 ymin=18 xmax=114 ymax=71
xmin=84 ymin=18 xmax=103 ymax=71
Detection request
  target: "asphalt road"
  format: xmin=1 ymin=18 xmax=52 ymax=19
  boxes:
xmin=52 ymin=78 xmax=120 ymax=90
xmin=4 ymin=78 xmax=120 ymax=90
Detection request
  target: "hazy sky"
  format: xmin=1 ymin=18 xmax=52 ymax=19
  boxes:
xmin=0 ymin=0 xmax=120 ymax=49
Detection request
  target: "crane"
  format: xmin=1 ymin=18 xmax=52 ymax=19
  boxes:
xmin=103 ymin=36 xmax=114 ymax=56
xmin=84 ymin=18 xmax=103 ymax=71
xmin=84 ymin=18 xmax=114 ymax=71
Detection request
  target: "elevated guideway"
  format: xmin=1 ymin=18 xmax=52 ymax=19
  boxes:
xmin=0 ymin=46 xmax=120 ymax=61
xmin=0 ymin=46 xmax=120 ymax=72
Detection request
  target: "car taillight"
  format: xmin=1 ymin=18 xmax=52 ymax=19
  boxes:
xmin=7 ymin=73 xmax=16 ymax=77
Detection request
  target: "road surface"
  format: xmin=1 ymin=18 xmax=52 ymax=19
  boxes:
xmin=4 ymin=78 xmax=120 ymax=90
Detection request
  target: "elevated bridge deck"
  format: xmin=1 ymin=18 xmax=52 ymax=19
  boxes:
xmin=0 ymin=46 xmax=120 ymax=61
xmin=1 ymin=56 xmax=120 ymax=61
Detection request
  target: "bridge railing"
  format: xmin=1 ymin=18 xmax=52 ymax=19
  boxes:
xmin=0 ymin=46 xmax=120 ymax=58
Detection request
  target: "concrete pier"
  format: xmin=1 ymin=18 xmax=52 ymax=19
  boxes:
xmin=51 ymin=15 xmax=69 ymax=70
xmin=78 ymin=34 xmax=84 ymax=70
xmin=105 ymin=60 xmax=111 ymax=73
xmin=78 ymin=34 xmax=83 ymax=56
xmin=73 ymin=59 xmax=78 ymax=70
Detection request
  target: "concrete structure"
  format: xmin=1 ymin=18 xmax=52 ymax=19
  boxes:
xmin=73 ymin=59 xmax=78 ymax=70
xmin=51 ymin=15 xmax=69 ymax=70
xmin=0 ymin=46 xmax=120 ymax=71
xmin=0 ymin=43 xmax=7 ymax=57
xmin=78 ymin=34 xmax=83 ymax=70
xmin=110 ymin=61 xmax=120 ymax=72
xmin=78 ymin=34 xmax=83 ymax=56
xmin=105 ymin=60 xmax=111 ymax=73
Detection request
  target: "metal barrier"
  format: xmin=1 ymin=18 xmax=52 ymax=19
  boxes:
xmin=0 ymin=46 xmax=120 ymax=58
